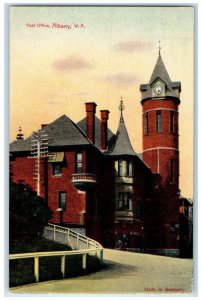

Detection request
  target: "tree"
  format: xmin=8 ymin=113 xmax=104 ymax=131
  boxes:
xmin=9 ymin=181 xmax=52 ymax=242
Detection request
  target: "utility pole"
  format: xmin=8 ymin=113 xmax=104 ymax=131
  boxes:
xmin=31 ymin=130 xmax=48 ymax=196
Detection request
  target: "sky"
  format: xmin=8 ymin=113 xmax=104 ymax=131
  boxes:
xmin=9 ymin=5 xmax=194 ymax=199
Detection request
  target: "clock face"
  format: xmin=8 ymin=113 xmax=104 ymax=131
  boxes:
xmin=153 ymin=84 xmax=163 ymax=95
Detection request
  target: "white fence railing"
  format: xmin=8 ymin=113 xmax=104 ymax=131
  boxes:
xmin=43 ymin=223 xmax=102 ymax=250
xmin=9 ymin=248 xmax=103 ymax=283
xmin=9 ymin=223 xmax=103 ymax=284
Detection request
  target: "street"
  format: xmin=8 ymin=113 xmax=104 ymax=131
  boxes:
xmin=9 ymin=249 xmax=193 ymax=295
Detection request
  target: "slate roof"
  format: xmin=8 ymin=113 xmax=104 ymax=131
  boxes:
xmin=106 ymin=115 xmax=136 ymax=156
xmin=9 ymin=139 xmax=32 ymax=152
xmin=77 ymin=116 xmax=114 ymax=149
xmin=149 ymin=54 xmax=172 ymax=85
xmin=140 ymin=54 xmax=181 ymax=101
xmin=10 ymin=115 xmax=90 ymax=152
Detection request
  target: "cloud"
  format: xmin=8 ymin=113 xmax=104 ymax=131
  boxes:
xmin=65 ymin=91 xmax=91 ymax=96
xmin=103 ymin=72 xmax=137 ymax=86
xmin=52 ymin=55 xmax=93 ymax=72
xmin=47 ymin=100 xmax=64 ymax=105
xmin=115 ymin=40 xmax=150 ymax=52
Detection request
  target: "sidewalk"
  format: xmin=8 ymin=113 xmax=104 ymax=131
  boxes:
xmin=9 ymin=249 xmax=193 ymax=295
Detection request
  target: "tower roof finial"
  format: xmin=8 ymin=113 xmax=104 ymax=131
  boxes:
xmin=118 ymin=97 xmax=125 ymax=120
xmin=16 ymin=126 xmax=24 ymax=140
xmin=158 ymin=40 xmax=162 ymax=56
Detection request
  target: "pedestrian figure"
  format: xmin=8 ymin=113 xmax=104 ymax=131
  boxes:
xmin=115 ymin=239 xmax=122 ymax=250
xmin=122 ymin=234 xmax=128 ymax=250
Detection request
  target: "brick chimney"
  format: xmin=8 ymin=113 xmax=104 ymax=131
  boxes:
xmin=100 ymin=110 xmax=110 ymax=150
xmin=41 ymin=124 xmax=48 ymax=129
xmin=85 ymin=102 xmax=97 ymax=144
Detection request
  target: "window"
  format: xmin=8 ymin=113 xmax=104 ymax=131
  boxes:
xmin=169 ymin=159 xmax=174 ymax=184
xmin=53 ymin=164 xmax=62 ymax=176
xmin=169 ymin=223 xmax=178 ymax=232
xmin=144 ymin=113 xmax=149 ymax=135
xmin=126 ymin=161 xmax=133 ymax=176
xmin=76 ymin=153 xmax=83 ymax=173
xmin=118 ymin=160 xmax=124 ymax=176
xmin=58 ymin=192 xmax=66 ymax=211
xmin=156 ymin=111 xmax=162 ymax=133
xmin=117 ymin=192 xmax=132 ymax=210
xmin=117 ymin=160 xmax=132 ymax=177
xmin=135 ymin=202 xmax=143 ymax=220
xmin=169 ymin=111 xmax=174 ymax=133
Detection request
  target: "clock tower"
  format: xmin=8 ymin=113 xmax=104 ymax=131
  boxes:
xmin=140 ymin=51 xmax=181 ymax=255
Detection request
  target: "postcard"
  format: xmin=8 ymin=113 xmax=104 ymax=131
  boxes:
xmin=8 ymin=4 xmax=194 ymax=296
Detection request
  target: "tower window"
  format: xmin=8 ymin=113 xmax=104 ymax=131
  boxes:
xmin=117 ymin=192 xmax=132 ymax=210
xmin=169 ymin=159 xmax=174 ymax=184
xmin=170 ymin=111 xmax=174 ymax=133
xmin=76 ymin=153 xmax=83 ymax=173
xmin=118 ymin=160 xmax=124 ymax=176
xmin=58 ymin=192 xmax=66 ymax=211
xmin=117 ymin=160 xmax=132 ymax=177
xmin=156 ymin=111 xmax=162 ymax=133
xmin=126 ymin=161 xmax=133 ymax=176
xmin=144 ymin=113 xmax=149 ymax=135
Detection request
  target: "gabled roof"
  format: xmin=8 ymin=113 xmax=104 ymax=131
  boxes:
xmin=10 ymin=115 xmax=90 ymax=152
xmin=140 ymin=54 xmax=181 ymax=101
xmin=40 ymin=115 xmax=90 ymax=147
xmin=77 ymin=116 xmax=114 ymax=149
xmin=106 ymin=115 xmax=136 ymax=156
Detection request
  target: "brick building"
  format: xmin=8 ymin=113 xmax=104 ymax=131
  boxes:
xmin=10 ymin=53 xmax=190 ymax=257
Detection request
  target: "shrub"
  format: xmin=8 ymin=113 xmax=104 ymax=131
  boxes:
xmin=9 ymin=182 xmax=52 ymax=243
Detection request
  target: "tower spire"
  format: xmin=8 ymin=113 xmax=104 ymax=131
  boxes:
xmin=158 ymin=40 xmax=162 ymax=56
xmin=16 ymin=126 xmax=24 ymax=140
xmin=118 ymin=97 xmax=125 ymax=121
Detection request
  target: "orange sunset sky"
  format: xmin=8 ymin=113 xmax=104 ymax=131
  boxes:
xmin=10 ymin=6 xmax=194 ymax=199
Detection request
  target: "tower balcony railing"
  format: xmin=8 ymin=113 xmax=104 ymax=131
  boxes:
xmin=71 ymin=173 xmax=96 ymax=191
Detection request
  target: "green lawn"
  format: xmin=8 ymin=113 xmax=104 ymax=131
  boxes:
xmin=9 ymin=237 xmax=71 ymax=254
xmin=9 ymin=238 xmax=102 ymax=287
